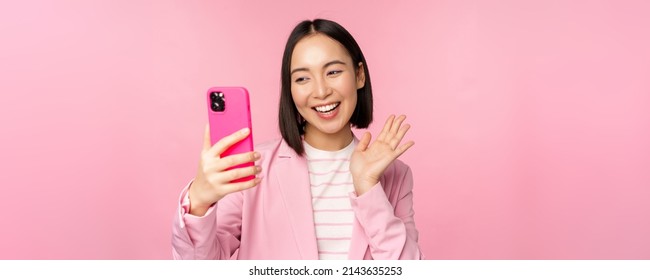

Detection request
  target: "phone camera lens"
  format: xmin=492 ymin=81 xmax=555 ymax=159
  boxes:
xmin=210 ymin=92 xmax=226 ymax=112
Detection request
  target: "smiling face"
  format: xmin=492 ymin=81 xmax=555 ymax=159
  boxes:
xmin=290 ymin=33 xmax=365 ymax=148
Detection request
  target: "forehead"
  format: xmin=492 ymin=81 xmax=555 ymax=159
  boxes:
xmin=291 ymin=33 xmax=352 ymax=68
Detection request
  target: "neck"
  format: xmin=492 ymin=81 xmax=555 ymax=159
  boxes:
xmin=304 ymin=124 xmax=353 ymax=151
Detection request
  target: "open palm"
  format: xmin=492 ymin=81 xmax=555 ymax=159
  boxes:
xmin=350 ymin=115 xmax=414 ymax=195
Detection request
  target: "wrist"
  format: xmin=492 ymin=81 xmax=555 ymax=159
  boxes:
xmin=353 ymin=178 xmax=377 ymax=196
xmin=188 ymin=181 xmax=217 ymax=216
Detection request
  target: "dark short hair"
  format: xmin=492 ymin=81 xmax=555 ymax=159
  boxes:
xmin=278 ymin=18 xmax=373 ymax=155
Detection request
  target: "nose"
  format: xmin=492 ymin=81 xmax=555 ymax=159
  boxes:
xmin=313 ymin=76 xmax=331 ymax=99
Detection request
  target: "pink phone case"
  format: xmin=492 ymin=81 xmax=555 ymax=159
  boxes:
xmin=207 ymin=86 xmax=254 ymax=182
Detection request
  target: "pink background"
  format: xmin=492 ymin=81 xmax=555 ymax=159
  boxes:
xmin=1 ymin=0 xmax=649 ymax=259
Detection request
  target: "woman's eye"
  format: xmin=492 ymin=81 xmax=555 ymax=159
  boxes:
xmin=295 ymin=77 xmax=308 ymax=83
xmin=327 ymin=70 xmax=342 ymax=76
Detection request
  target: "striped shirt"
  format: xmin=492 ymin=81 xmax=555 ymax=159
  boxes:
xmin=304 ymin=139 xmax=356 ymax=260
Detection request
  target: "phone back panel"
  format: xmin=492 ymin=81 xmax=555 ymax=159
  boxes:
xmin=207 ymin=86 xmax=254 ymax=182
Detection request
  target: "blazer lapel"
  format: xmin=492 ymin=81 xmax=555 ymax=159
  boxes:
xmin=275 ymin=140 xmax=319 ymax=259
xmin=347 ymin=136 xmax=370 ymax=259
xmin=348 ymin=207 xmax=370 ymax=259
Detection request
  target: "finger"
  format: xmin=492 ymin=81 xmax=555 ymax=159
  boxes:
xmin=389 ymin=123 xmax=411 ymax=150
xmin=218 ymin=165 xmax=262 ymax=183
xmin=208 ymin=127 xmax=251 ymax=157
xmin=377 ymin=115 xmax=395 ymax=141
xmin=222 ymin=176 xmax=263 ymax=194
xmin=394 ymin=140 xmax=415 ymax=158
xmin=356 ymin=132 xmax=372 ymax=152
xmin=202 ymin=124 xmax=211 ymax=152
xmin=389 ymin=115 xmax=407 ymax=137
xmin=213 ymin=151 xmax=260 ymax=172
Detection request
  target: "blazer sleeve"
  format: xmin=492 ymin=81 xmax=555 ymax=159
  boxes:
xmin=171 ymin=181 xmax=243 ymax=259
xmin=350 ymin=165 xmax=424 ymax=260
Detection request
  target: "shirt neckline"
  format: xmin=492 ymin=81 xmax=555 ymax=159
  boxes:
xmin=303 ymin=137 xmax=357 ymax=158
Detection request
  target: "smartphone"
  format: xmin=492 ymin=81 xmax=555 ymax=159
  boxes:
xmin=207 ymin=86 xmax=254 ymax=182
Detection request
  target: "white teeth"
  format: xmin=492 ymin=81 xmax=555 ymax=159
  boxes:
xmin=314 ymin=103 xmax=340 ymax=113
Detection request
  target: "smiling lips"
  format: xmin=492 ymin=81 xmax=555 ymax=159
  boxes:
xmin=314 ymin=102 xmax=340 ymax=113
xmin=312 ymin=102 xmax=341 ymax=119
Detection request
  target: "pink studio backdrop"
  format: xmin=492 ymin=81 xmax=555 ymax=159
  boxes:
xmin=1 ymin=0 xmax=648 ymax=259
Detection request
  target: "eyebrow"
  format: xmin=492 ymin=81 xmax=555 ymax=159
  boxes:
xmin=290 ymin=60 xmax=347 ymax=75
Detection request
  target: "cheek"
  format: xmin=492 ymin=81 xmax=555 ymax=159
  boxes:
xmin=291 ymin=86 xmax=308 ymax=107
xmin=348 ymin=91 xmax=358 ymax=109
xmin=341 ymin=75 xmax=359 ymax=108
xmin=336 ymin=75 xmax=359 ymax=97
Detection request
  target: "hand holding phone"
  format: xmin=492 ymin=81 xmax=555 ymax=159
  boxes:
xmin=187 ymin=87 xmax=261 ymax=216
xmin=206 ymin=87 xmax=255 ymax=182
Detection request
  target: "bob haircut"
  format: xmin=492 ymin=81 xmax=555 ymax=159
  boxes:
xmin=278 ymin=18 xmax=373 ymax=156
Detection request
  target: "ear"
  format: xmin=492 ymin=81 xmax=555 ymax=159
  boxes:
xmin=356 ymin=62 xmax=366 ymax=89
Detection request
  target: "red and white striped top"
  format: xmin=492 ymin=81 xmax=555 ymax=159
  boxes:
xmin=304 ymin=139 xmax=356 ymax=260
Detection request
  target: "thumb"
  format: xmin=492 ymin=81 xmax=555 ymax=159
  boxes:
xmin=202 ymin=124 xmax=212 ymax=152
xmin=356 ymin=132 xmax=372 ymax=152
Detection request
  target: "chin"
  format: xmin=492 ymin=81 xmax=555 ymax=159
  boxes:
xmin=311 ymin=120 xmax=350 ymax=135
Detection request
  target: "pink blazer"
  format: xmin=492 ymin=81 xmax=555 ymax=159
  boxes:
xmin=171 ymin=138 xmax=423 ymax=260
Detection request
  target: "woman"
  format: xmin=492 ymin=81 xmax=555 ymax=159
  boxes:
xmin=172 ymin=19 xmax=423 ymax=260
